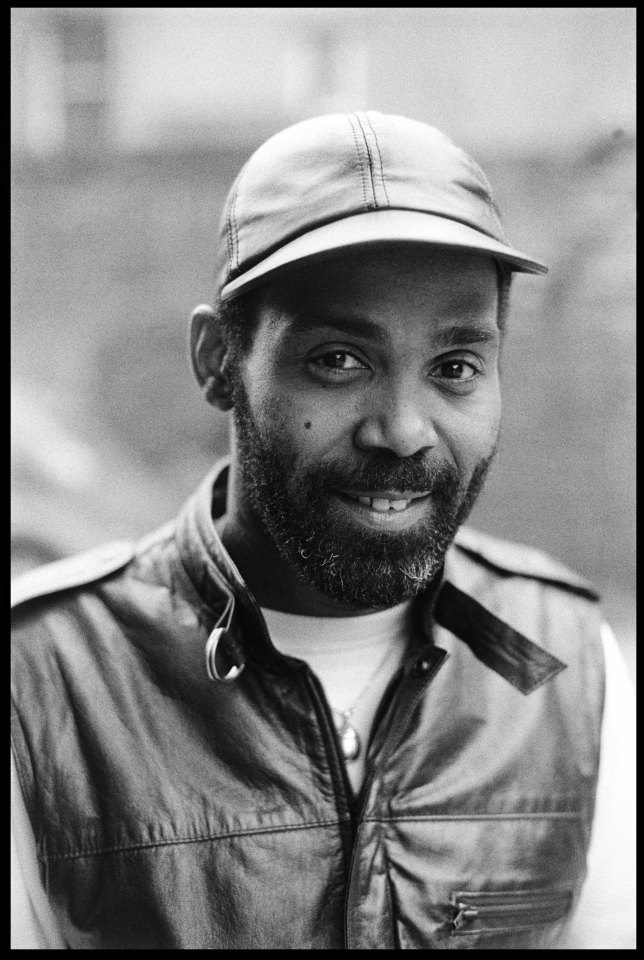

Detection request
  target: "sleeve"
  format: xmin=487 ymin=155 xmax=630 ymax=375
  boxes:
xmin=561 ymin=623 xmax=636 ymax=949
xmin=11 ymin=752 xmax=67 ymax=949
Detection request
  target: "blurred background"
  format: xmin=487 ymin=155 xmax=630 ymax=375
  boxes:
xmin=11 ymin=8 xmax=635 ymax=675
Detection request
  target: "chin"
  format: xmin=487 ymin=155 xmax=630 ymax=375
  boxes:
xmin=287 ymin=534 xmax=449 ymax=610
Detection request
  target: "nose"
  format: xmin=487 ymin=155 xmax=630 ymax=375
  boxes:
xmin=354 ymin=381 xmax=438 ymax=458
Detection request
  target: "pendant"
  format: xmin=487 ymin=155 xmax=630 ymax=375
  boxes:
xmin=337 ymin=716 xmax=361 ymax=762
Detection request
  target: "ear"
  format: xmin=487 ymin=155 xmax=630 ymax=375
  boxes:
xmin=190 ymin=304 xmax=235 ymax=412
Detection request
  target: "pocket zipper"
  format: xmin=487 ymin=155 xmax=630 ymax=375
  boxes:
xmin=452 ymin=891 xmax=571 ymax=932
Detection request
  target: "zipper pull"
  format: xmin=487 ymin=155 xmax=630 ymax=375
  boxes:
xmin=452 ymin=903 xmax=479 ymax=931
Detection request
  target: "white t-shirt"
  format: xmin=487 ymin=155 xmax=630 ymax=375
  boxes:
xmin=264 ymin=598 xmax=416 ymax=794
xmin=10 ymin=612 xmax=635 ymax=949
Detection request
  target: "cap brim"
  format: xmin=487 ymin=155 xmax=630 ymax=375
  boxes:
xmin=220 ymin=208 xmax=547 ymax=301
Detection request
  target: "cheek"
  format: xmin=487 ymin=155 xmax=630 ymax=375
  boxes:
xmin=248 ymin=389 xmax=345 ymax=464
xmin=439 ymin=394 xmax=501 ymax=469
xmin=292 ymin=407 xmax=354 ymax=456
xmin=252 ymin=378 xmax=356 ymax=445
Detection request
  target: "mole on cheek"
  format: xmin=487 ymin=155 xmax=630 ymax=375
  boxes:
xmin=304 ymin=421 xmax=312 ymax=430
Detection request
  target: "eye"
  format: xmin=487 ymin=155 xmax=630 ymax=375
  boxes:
xmin=314 ymin=351 xmax=365 ymax=370
xmin=308 ymin=350 xmax=369 ymax=382
xmin=433 ymin=358 xmax=480 ymax=381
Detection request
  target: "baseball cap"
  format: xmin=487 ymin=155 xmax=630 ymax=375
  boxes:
xmin=217 ymin=111 xmax=547 ymax=302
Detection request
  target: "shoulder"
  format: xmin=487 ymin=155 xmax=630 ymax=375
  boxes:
xmin=11 ymin=524 xmax=184 ymax=656
xmin=440 ymin=527 xmax=605 ymax=700
xmin=450 ymin=526 xmax=600 ymax=601
xmin=11 ymin=541 xmax=135 ymax=614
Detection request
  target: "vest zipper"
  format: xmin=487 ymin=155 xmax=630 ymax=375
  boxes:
xmin=303 ymin=670 xmax=357 ymax=870
xmin=344 ymin=645 xmax=448 ymax=948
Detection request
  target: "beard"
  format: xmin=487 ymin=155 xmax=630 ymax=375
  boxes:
xmin=232 ymin=384 xmax=497 ymax=609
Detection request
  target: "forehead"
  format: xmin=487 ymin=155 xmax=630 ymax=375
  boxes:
xmin=256 ymin=244 xmax=499 ymax=328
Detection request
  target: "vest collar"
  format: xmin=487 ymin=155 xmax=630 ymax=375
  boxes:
xmin=174 ymin=459 xmax=441 ymax=673
xmin=174 ymin=459 xmax=566 ymax=693
xmin=175 ymin=459 xmax=283 ymax=673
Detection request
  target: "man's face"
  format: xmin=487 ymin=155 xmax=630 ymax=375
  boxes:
xmin=230 ymin=245 xmax=502 ymax=609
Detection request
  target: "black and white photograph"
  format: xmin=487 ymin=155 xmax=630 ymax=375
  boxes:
xmin=11 ymin=8 xmax=635 ymax=950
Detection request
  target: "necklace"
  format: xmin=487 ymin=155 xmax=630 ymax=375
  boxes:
xmin=332 ymin=640 xmax=400 ymax=764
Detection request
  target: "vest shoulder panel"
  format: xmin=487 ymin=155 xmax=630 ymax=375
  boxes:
xmin=453 ymin=526 xmax=599 ymax=600
xmin=11 ymin=541 xmax=135 ymax=610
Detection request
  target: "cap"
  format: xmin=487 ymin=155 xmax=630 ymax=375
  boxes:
xmin=217 ymin=111 xmax=547 ymax=302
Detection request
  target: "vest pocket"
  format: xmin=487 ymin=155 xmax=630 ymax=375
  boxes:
xmin=450 ymin=888 xmax=573 ymax=936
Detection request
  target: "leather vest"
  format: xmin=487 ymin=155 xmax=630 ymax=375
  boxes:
xmin=11 ymin=465 xmax=605 ymax=949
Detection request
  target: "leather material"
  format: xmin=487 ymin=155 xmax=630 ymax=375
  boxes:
xmin=11 ymin=463 xmax=604 ymax=949
xmin=11 ymin=540 xmax=134 ymax=608
xmin=434 ymin=581 xmax=568 ymax=694
xmin=217 ymin=111 xmax=547 ymax=299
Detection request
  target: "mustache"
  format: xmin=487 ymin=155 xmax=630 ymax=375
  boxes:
xmin=315 ymin=452 xmax=461 ymax=495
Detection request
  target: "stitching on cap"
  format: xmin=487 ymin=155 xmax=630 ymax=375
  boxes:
xmin=225 ymin=190 xmax=235 ymax=279
xmin=226 ymin=166 xmax=246 ymax=277
xmin=346 ymin=114 xmax=369 ymax=211
xmin=225 ymin=179 xmax=238 ymax=277
xmin=364 ymin=113 xmax=390 ymax=207
xmin=477 ymin=167 xmax=505 ymax=235
xmin=354 ymin=113 xmax=379 ymax=208
xmin=463 ymin=151 xmax=505 ymax=237
xmin=229 ymin=182 xmax=241 ymax=274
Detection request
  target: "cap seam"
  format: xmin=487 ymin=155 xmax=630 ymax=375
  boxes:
xmin=225 ymin=186 xmax=236 ymax=281
xmin=230 ymin=180 xmax=241 ymax=276
xmin=353 ymin=112 xmax=379 ymax=209
xmin=478 ymin=174 xmax=505 ymax=237
xmin=461 ymin=149 xmax=506 ymax=239
xmin=363 ymin=112 xmax=391 ymax=208
xmin=346 ymin=113 xmax=371 ymax=211
xmin=227 ymin=169 xmax=245 ymax=279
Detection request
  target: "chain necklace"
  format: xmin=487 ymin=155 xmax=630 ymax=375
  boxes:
xmin=332 ymin=640 xmax=400 ymax=764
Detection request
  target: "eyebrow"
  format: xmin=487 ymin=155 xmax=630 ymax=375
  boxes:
xmin=289 ymin=313 xmax=388 ymax=343
xmin=288 ymin=313 xmax=500 ymax=347
xmin=433 ymin=323 xmax=500 ymax=348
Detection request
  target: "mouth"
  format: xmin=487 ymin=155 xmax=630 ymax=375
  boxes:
xmin=337 ymin=489 xmax=431 ymax=514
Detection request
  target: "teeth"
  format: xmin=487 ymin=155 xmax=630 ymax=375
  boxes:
xmin=349 ymin=494 xmax=412 ymax=511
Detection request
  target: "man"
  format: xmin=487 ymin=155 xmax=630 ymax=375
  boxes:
xmin=11 ymin=112 xmax=635 ymax=949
